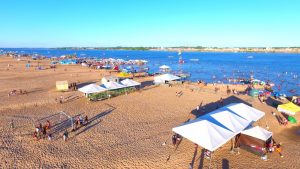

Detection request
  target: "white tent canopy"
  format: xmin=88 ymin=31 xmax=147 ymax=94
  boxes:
xmin=173 ymin=119 xmax=235 ymax=152
xmin=154 ymin=74 xmax=180 ymax=84
xmin=102 ymin=81 xmax=126 ymax=90
xmin=120 ymin=79 xmax=141 ymax=87
xmin=241 ymin=126 xmax=272 ymax=141
xmin=208 ymin=110 xmax=250 ymax=133
xmin=226 ymin=103 xmax=265 ymax=122
xmin=78 ymin=84 xmax=107 ymax=94
xmin=172 ymin=103 xmax=265 ymax=152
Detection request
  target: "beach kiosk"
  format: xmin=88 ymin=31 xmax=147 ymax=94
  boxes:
xmin=56 ymin=81 xmax=69 ymax=91
xmin=235 ymin=126 xmax=273 ymax=156
xmin=101 ymin=76 xmax=119 ymax=84
xmin=277 ymin=102 xmax=300 ymax=115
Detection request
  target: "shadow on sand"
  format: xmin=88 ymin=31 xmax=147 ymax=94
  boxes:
xmin=265 ymin=97 xmax=283 ymax=108
xmin=140 ymin=80 xmax=154 ymax=88
xmin=74 ymin=107 xmax=115 ymax=137
xmin=77 ymin=81 xmax=97 ymax=88
xmin=191 ymin=95 xmax=252 ymax=118
xmin=222 ymin=158 xmax=230 ymax=169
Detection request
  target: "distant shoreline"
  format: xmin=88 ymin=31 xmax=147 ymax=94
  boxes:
xmin=2 ymin=47 xmax=300 ymax=53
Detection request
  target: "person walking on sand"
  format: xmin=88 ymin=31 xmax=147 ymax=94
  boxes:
xmin=48 ymin=133 xmax=52 ymax=141
xmin=275 ymin=143 xmax=283 ymax=157
xmin=196 ymin=105 xmax=200 ymax=112
xmin=10 ymin=120 xmax=15 ymax=129
xmin=42 ymin=125 xmax=47 ymax=138
xmin=35 ymin=127 xmax=41 ymax=140
xmin=172 ymin=134 xmax=177 ymax=146
xmin=63 ymin=130 xmax=69 ymax=142
xmin=46 ymin=120 xmax=51 ymax=130
xmin=79 ymin=116 xmax=84 ymax=125
xmin=84 ymin=115 xmax=89 ymax=125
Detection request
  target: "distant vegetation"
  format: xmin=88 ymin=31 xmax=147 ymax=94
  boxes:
xmin=51 ymin=46 xmax=300 ymax=53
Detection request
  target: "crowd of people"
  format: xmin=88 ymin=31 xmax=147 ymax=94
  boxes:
xmin=73 ymin=115 xmax=89 ymax=131
xmin=33 ymin=120 xmax=52 ymax=141
xmin=31 ymin=115 xmax=89 ymax=142
xmin=172 ymin=133 xmax=182 ymax=147
xmin=8 ymin=89 xmax=28 ymax=96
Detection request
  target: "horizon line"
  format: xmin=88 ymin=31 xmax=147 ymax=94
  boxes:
xmin=1 ymin=46 xmax=300 ymax=49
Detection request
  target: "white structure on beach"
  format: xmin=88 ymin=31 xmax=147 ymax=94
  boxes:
xmin=172 ymin=103 xmax=265 ymax=151
xmin=101 ymin=81 xmax=126 ymax=90
xmin=159 ymin=65 xmax=171 ymax=72
xmin=120 ymin=79 xmax=141 ymax=87
xmin=154 ymin=74 xmax=180 ymax=84
xmin=101 ymin=76 xmax=119 ymax=84
xmin=241 ymin=126 xmax=272 ymax=141
xmin=78 ymin=84 xmax=107 ymax=96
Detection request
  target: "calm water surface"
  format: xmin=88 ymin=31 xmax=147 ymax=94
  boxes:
xmin=1 ymin=48 xmax=300 ymax=96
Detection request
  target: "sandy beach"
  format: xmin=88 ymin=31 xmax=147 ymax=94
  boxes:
xmin=0 ymin=56 xmax=299 ymax=169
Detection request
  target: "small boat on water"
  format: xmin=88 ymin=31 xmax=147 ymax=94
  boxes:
xmin=174 ymin=72 xmax=190 ymax=79
xmin=178 ymin=51 xmax=184 ymax=64
xmin=247 ymin=56 xmax=254 ymax=59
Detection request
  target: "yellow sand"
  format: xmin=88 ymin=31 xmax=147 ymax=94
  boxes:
xmin=0 ymin=56 xmax=299 ymax=168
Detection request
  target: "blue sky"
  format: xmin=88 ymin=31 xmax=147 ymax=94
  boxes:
xmin=0 ymin=0 xmax=299 ymax=47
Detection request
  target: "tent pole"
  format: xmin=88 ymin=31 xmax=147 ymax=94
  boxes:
xmin=208 ymin=151 xmax=213 ymax=169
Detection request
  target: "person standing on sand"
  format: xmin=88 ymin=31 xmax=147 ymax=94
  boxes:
xmin=219 ymin=98 xmax=224 ymax=107
xmin=59 ymin=95 xmax=63 ymax=104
